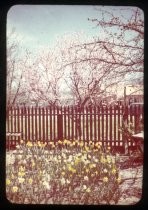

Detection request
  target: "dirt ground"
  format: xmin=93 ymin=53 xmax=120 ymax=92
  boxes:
xmin=116 ymin=154 xmax=143 ymax=205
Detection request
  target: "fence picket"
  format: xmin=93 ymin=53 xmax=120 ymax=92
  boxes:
xmin=6 ymin=105 xmax=143 ymax=152
xmin=94 ymin=106 xmax=97 ymax=142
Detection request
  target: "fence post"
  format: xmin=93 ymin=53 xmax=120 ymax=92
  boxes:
xmin=57 ymin=108 xmax=63 ymax=140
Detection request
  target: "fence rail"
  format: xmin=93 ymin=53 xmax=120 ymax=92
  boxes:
xmin=6 ymin=105 xmax=143 ymax=151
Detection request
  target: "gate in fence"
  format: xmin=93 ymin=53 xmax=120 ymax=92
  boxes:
xmin=6 ymin=105 xmax=143 ymax=152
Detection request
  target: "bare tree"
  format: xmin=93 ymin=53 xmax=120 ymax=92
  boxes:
xmin=7 ymin=29 xmax=31 ymax=108
xmin=60 ymin=7 xmax=144 ymax=107
xmin=88 ymin=6 xmax=144 ymax=80
xmin=27 ymin=49 xmax=64 ymax=106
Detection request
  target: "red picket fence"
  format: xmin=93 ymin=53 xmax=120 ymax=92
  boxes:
xmin=6 ymin=105 xmax=143 ymax=152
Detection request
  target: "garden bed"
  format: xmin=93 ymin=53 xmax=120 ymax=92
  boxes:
xmin=6 ymin=140 xmax=143 ymax=205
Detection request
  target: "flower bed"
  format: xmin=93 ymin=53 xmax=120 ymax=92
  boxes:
xmin=6 ymin=139 xmax=141 ymax=204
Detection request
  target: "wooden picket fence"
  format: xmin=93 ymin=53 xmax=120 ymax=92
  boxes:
xmin=6 ymin=105 xmax=143 ymax=152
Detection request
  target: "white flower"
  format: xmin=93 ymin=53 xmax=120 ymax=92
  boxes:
xmin=19 ymin=150 xmax=23 ymax=154
xmin=53 ymin=157 xmax=58 ymax=162
xmin=77 ymin=153 xmax=81 ymax=157
xmin=57 ymin=155 xmax=61 ymax=160
xmin=66 ymin=179 xmax=70 ymax=184
xmin=43 ymin=181 xmax=51 ymax=190
xmin=103 ymin=168 xmax=108 ymax=173
xmin=6 ymin=154 xmax=15 ymax=165
xmin=60 ymin=177 xmax=66 ymax=185
xmin=45 ymin=174 xmax=51 ymax=181
xmin=83 ymin=160 xmax=90 ymax=165
xmin=18 ymin=155 xmax=22 ymax=159
xmin=84 ymin=176 xmax=89 ymax=181
xmin=88 ymin=155 xmax=91 ymax=159
xmin=61 ymin=152 xmax=66 ymax=159
xmin=81 ymin=154 xmax=87 ymax=162
xmin=16 ymin=145 xmax=20 ymax=149
xmin=68 ymin=155 xmax=73 ymax=162
xmin=83 ymin=185 xmax=87 ymax=190
xmin=18 ymin=177 xmax=25 ymax=183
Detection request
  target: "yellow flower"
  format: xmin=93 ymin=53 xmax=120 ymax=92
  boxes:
xmin=19 ymin=166 xmax=25 ymax=172
xmin=38 ymin=141 xmax=45 ymax=147
xmin=103 ymin=177 xmax=109 ymax=183
xmin=6 ymin=179 xmax=11 ymax=185
xmin=89 ymin=164 xmax=96 ymax=169
xmin=18 ymin=171 xmax=25 ymax=177
xmin=69 ymin=142 xmax=73 ymax=147
xmin=39 ymin=170 xmax=42 ymax=176
xmin=12 ymin=186 xmax=18 ymax=193
xmin=61 ymin=171 xmax=65 ymax=176
xmin=72 ymin=169 xmax=76 ymax=173
xmin=86 ymin=187 xmax=91 ymax=193
xmin=95 ymin=144 xmax=101 ymax=149
xmin=66 ymin=140 xmax=71 ymax=145
xmin=100 ymin=156 xmax=107 ymax=163
xmin=116 ymin=176 xmax=121 ymax=183
xmin=90 ymin=144 xmax=94 ymax=149
xmin=85 ymin=168 xmax=89 ymax=173
xmin=52 ymin=144 xmax=55 ymax=148
xmin=89 ymin=141 xmax=93 ymax=145
xmin=18 ymin=177 xmax=25 ymax=183
xmin=95 ymin=171 xmax=98 ymax=175
xmin=107 ymin=146 xmax=111 ymax=151
xmin=74 ymin=157 xmax=80 ymax=165
xmin=63 ymin=139 xmax=67 ymax=144
xmin=26 ymin=141 xmax=33 ymax=147
xmin=28 ymin=178 xmax=33 ymax=184
xmin=93 ymin=149 xmax=99 ymax=152
xmin=20 ymin=140 xmax=24 ymax=144
xmin=31 ymin=160 xmax=35 ymax=167
xmin=68 ymin=166 xmax=76 ymax=173
xmin=106 ymin=156 xmax=112 ymax=163
xmin=79 ymin=142 xmax=84 ymax=147
xmin=95 ymin=142 xmax=102 ymax=147
xmin=112 ymin=168 xmax=117 ymax=174
xmin=84 ymin=146 xmax=89 ymax=151
xmin=58 ymin=140 xmax=62 ymax=144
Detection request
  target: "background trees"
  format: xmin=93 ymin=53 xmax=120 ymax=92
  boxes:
xmin=7 ymin=29 xmax=32 ymax=107
xmin=66 ymin=7 xmax=144 ymax=107
xmin=7 ymin=7 xmax=144 ymax=107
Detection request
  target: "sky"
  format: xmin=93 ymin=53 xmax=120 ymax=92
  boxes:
xmin=7 ymin=5 xmax=142 ymax=54
xmin=7 ymin=5 xmax=101 ymax=53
